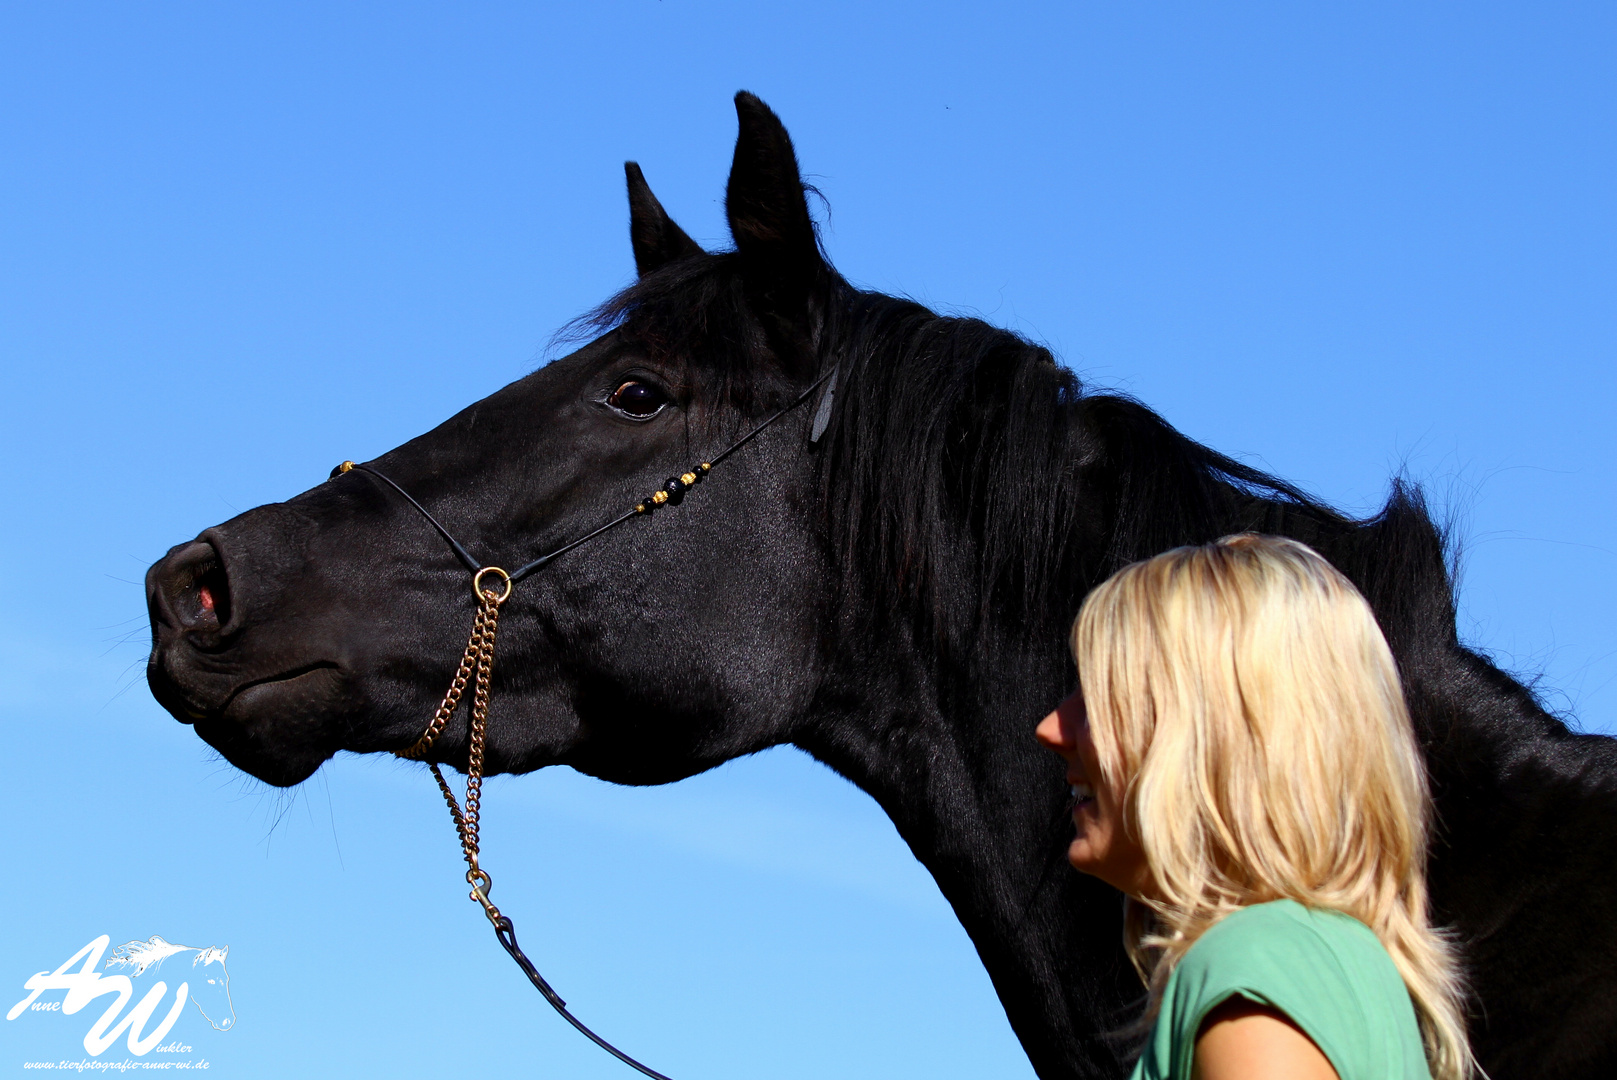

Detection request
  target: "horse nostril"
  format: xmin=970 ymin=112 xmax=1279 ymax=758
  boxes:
xmin=157 ymin=541 xmax=234 ymax=633
xmin=196 ymin=559 xmax=232 ymax=627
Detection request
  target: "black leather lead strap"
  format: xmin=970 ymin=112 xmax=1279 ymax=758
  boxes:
xmin=495 ymin=916 xmax=676 ymax=1080
xmin=331 ymin=364 xmax=836 ymax=1080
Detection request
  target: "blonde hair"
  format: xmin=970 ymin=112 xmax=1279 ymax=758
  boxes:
xmin=1073 ymin=534 xmax=1473 ymax=1080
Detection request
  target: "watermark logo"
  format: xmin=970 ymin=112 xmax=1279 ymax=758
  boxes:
xmin=8 ymin=934 xmax=235 ymax=1058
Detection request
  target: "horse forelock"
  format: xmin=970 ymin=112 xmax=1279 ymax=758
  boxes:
xmin=560 ymin=252 xmax=806 ymax=426
xmin=194 ymin=945 xmax=228 ymax=966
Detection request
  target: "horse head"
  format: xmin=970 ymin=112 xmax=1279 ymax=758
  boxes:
xmin=106 ymin=937 xmax=235 ymax=1034
xmin=146 ymin=93 xmax=841 ymax=791
xmin=188 ymin=947 xmax=234 ymax=1032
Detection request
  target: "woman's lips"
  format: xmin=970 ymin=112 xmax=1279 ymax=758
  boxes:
xmin=1070 ymin=782 xmax=1096 ymax=812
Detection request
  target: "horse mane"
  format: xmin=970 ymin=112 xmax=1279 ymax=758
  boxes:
xmin=106 ymin=936 xmax=189 ymax=976
xmin=817 ymin=289 xmax=1350 ymax=642
xmin=576 ymin=254 xmax=1466 ymax=670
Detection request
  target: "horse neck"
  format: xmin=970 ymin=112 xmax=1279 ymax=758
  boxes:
xmin=802 ymin=365 xmax=1617 ymax=1078
xmin=797 ymin=617 xmax=1141 ymax=1080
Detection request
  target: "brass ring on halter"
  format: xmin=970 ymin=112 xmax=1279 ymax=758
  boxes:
xmin=472 ymin=566 xmax=512 ymax=605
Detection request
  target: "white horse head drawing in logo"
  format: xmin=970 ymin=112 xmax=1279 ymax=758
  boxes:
xmin=105 ymin=936 xmax=235 ymax=1032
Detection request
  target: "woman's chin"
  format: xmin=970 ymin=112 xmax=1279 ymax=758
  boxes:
xmin=1066 ymin=837 xmax=1103 ymax=875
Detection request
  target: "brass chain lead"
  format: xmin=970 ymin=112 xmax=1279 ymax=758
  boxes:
xmin=399 ymin=567 xmax=512 ymax=924
xmin=398 ymin=602 xmax=490 ymax=760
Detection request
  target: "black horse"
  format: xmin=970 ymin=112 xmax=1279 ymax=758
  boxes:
xmin=145 ymin=93 xmax=1617 ymax=1080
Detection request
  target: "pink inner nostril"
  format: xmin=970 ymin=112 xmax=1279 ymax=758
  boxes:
xmin=159 ymin=541 xmax=231 ymax=631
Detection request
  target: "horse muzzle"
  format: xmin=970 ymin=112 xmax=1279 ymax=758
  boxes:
xmin=146 ymin=533 xmax=352 ymax=786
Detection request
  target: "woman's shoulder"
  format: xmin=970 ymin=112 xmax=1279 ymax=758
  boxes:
xmin=1187 ymin=899 xmax=1384 ymax=974
xmin=1175 ymin=899 xmax=1412 ymax=1022
xmin=1145 ymin=901 xmax=1429 ymax=1080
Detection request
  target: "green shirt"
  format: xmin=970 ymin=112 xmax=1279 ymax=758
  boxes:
xmin=1128 ymin=900 xmax=1431 ymax=1080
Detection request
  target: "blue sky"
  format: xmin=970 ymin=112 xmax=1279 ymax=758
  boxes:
xmin=2 ymin=4 xmax=1613 ymax=1078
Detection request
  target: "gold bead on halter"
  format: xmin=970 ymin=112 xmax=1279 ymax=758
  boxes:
xmin=680 ymin=472 xmax=697 ymax=486
xmin=651 ymin=490 xmax=670 ymax=505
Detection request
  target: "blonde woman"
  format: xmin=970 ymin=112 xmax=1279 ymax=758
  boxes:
xmin=1035 ymin=534 xmax=1474 ymax=1080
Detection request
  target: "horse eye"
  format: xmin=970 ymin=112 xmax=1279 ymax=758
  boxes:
xmin=608 ymin=380 xmax=669 ymax=417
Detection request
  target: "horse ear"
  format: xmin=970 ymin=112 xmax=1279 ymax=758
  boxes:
xmin=626 ymin=162 xmax=704 ymax=277
xmin=725 ymin=92 xmax=827 ymax=364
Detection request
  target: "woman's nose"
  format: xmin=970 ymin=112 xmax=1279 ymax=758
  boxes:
xmin=1035 ymin=709 xmax=1070 ymax=752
